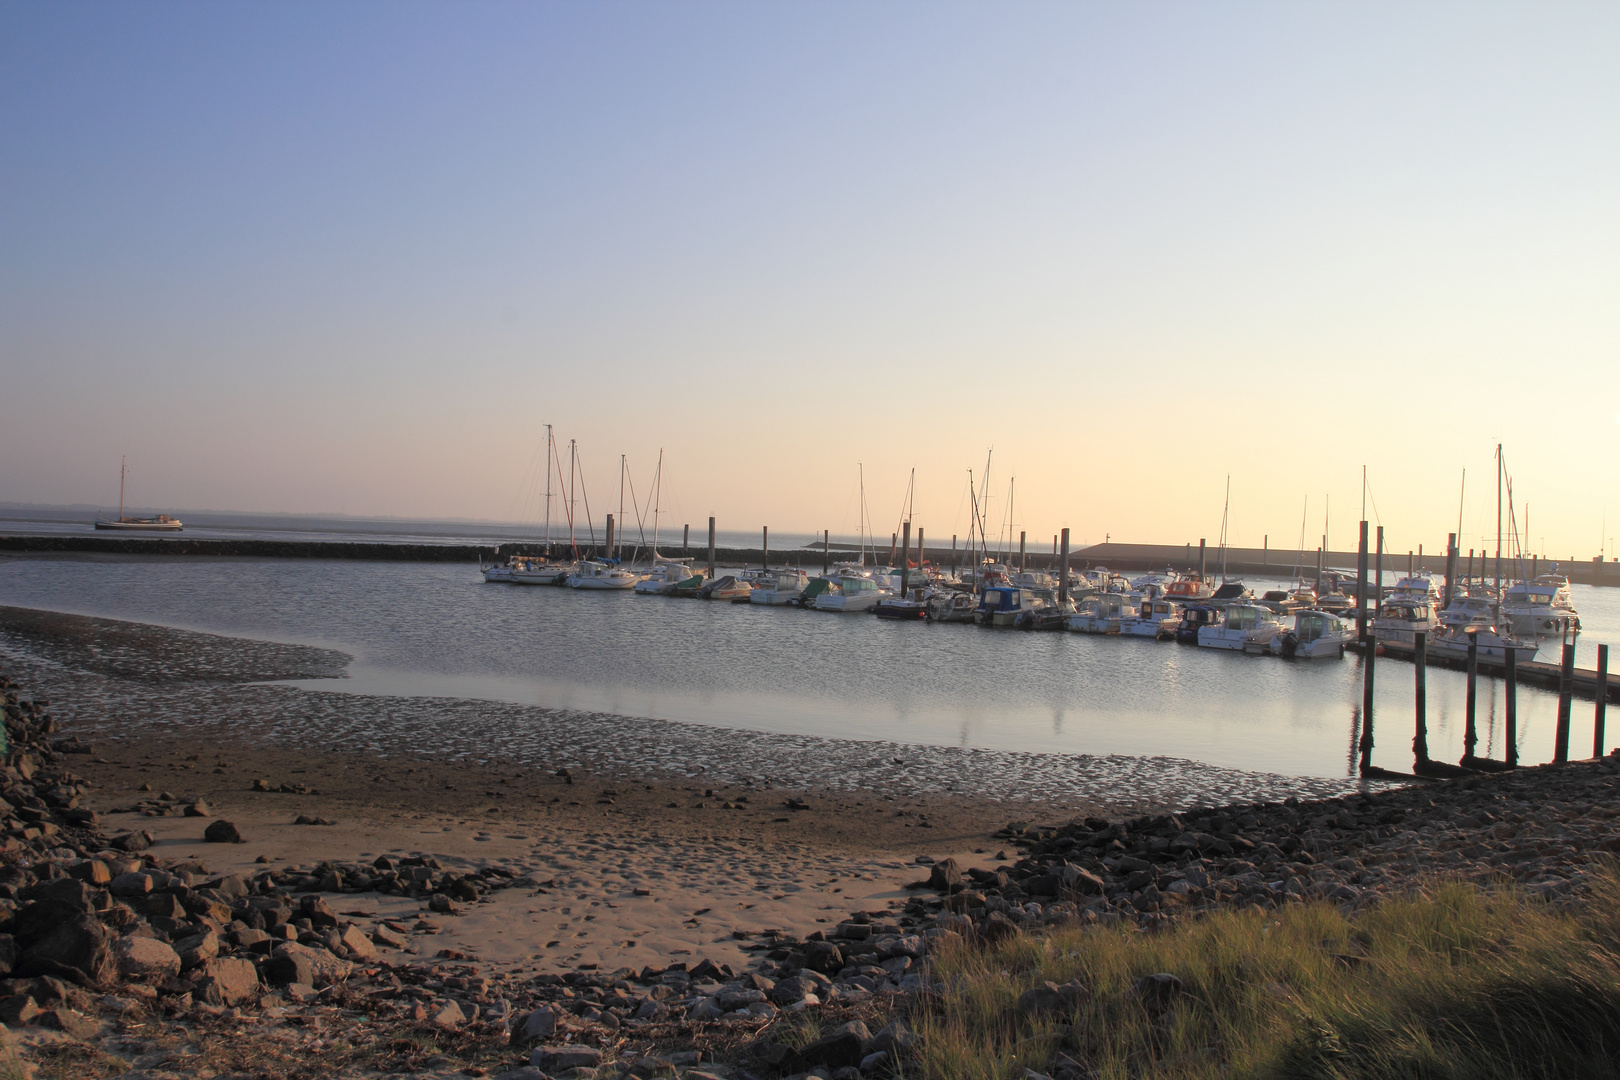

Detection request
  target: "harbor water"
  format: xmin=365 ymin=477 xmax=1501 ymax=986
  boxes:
xmin=0 ymin=552 xmax=1614 ymax=781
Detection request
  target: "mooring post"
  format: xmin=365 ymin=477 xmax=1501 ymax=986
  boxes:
xmin=917 ymin=528 xmax=925 ymax=578
xmin=1407 ymin=549 xmax=1413 ymax=577
xmin=1443 ymin=532 xmax=1457 ymax=608
xmin=1059 ymin=528 xmax=1070 ymax=605
xmin=762 ymin=526 xmax=768 ymax=571
xmin=1198 ymin=538 xmax=1206 ymax=581
xmin=1413 ymin=630 xmax=1429 ymax=764
xmin=1360 ymin=637 xmax=1376 ymax=774
xmin=1356 ymin=521 xmax=1369 ymax=641
xmin=605 ymin=514 xmax=615 ymax=560
xmin=1375 ymin=525 xmax=1385 ymax=617
xmin=823 ymin=529 xmax=830 ymax=575
xmin=1595 ymin=644 xmax=1610 ymax=759
xmin=1464 ymin=630 xmax=1479 ymax=761
xmin=950 ymin=534 xmax=957 ymax=578
xmin=1018 ymin=531 xmax=1026 ymax=572
xmin=1554 ymin=635 xmax=1575 ymax=763
xmin=1316 ymin=546 xmax=1324 ymax=596
xmin=707 ymin=517 xmax=716 ymax=579
xmin=1505 ymin=647 xmax=1519 ymax=766
xmin=1531 ymin=555 xmax=1538 ymax=580
xmin=683 ymin=523 xmax=690 ymax=557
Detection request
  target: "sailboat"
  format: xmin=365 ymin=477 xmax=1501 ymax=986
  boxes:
xmin=632 ymin=451 xmax=701 ymax=594
xmin=814 ymin=463 xmax=888 ymax=612
xmin=94 ymin=458 xmax=183 ymax=531
xmin=1208 ymin=476 xmax=1249 ymax=607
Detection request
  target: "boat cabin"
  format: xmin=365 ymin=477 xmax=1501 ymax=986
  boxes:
xmin=977 ymin=586 xmax=1035 ymax=614
xmin=1294 ymin=611 xmax=1348 ymax=642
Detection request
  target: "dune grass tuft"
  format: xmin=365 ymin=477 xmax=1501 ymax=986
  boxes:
xmin=915 ymin=865 xmax=1620 ymax=1080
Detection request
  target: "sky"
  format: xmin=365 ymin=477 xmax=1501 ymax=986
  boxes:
xmin=3 ymin=2 xmax=1618 ymax=558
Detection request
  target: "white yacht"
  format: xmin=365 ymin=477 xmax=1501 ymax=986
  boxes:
xmin=1130 ymin=568 xmax=1181 ymax=592
xmin=1425 ymin=623 xmax=1538 ymax=664
xmin=1369 ymin=599 xmax=1439 ymax=646
xmin=1120 ymin=597 xmax=1181 ymax=639
xmin=1386 ymin=575 xmax=1442 ymax=604
xmin=1197 ymin=603 xmax=1285 ymax=652
xmin=812 ymin=575 xmax=887 ymax=612
xmin=568 ymin=561 xmax=639 ymax=590
xmin=1270 ymin=610 xmax=1354 ymax=659
xmin=1501 ymin=574 xmax=1581 ymax=637
xmin=633 ymin=561 xmax=698 ymax=595
xmin=750 ymin=569 xmax=811 ymax=605
xmin=1438 ymin=593 xmax=1498 ymax=630
xmin=1068 ymin=593 xmax=1130 ymax=634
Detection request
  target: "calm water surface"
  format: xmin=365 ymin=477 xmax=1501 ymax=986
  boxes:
xmin=1 ymin=554 xmax=1615 ymax=780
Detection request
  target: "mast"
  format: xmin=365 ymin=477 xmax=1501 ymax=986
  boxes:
xmin=653 ymin=450 xmax=662 ymax=557
xmin=568 ymin=439 xmax=577 ymax=558
xmin=618 ymin=454 xmax=626 ymax=561
xmin=119 ymin=456 xmax=126 ymax=522
xmin=1005 ymin=478 xmax=1015 ymax=564
xmin=1455 ymin=468 xmax=1465 ymax=559
xmin=1218 ymin=475 xmax=1230 ymax=581
xmin=544 ymin=425 xmax=554 ymax=551
xmin=858 ymin=462 xmax=869 ymax=566
xmin=1495 ymin=443 xmax=1502 ymax=605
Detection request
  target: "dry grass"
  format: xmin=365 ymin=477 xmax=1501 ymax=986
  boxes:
xmin=915 ymin=866 xmax=1620 ymax=1080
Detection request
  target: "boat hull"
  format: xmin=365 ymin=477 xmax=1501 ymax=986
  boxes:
xmin=94 ymin=519 xmax=183 ymax=531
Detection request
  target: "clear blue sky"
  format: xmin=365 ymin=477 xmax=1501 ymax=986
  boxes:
xmin=3 ymin=2 xmax=1617 ymax=557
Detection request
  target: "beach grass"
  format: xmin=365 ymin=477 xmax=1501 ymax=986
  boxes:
xmin=915 ymin=866 xmax=1620 ymax=1080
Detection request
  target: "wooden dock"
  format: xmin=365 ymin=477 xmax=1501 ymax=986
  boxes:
xmin=1347 ymin=640 xmax=1618 ymax=703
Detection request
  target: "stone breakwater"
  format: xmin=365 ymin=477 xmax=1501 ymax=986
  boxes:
xmin=0 ymin=604 xmax=1373 ymax=813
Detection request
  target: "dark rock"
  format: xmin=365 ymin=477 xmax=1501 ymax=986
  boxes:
xmin=788 ymin=1021 xmax=871 ymax=1072
xmin=203 ymin=820 xmax=244 ymax=844
xmin=18 ymin=911 xmax=114 ymax=987
xmin=981 ymin=911 xmax=1021 ymax=945
xmin=1133 ymin=972 xmax=1184 ymax=1014
xmin=194 ymin=956 xmax=260 ymax=1006
xmin=531 ymin=1046 xmax=603 ymax=1071
xmin=802 ymin=940 xmax=843 ymax=974
xmin=1017 ymin=979 xmax=1090 ymax=1016
xmin=928 ymin=858 xmax=963 ymax=892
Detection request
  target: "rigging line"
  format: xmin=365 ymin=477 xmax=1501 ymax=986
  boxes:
xmin=577 ymin=449 xmax=597 ymax=548
xmin=505 ymin=431 xmax=549 ymax=526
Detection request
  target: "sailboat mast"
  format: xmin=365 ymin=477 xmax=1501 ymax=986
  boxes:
xmin=617 ymin=455 xmax=626 ymax=560
xmin=544 ymin=425 xmax=554 ymax=550
xmin=652 ymin=449 xmax=663 ymax=556
xmin=1495 ymin=443 xmax=1502 ymax=602
xmin=569 ymin=439 xmax=578 ymax=558
xmin=119 ymin=456 xmax=126 ymax=522
xmin=858 ymin=463 xmax=868 ymax=566
xmin=1218 ymin=475 xmax=1230 ymax=580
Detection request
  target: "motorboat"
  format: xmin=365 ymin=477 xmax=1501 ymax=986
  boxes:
xmin=1197 ymin=603 xmax=1284 ymax=652
xmin=975 ymin=586 xmax=1042 ymax=627
xmin=1270 ymin=610 xmax=1354 ymax=659
xmin=634 ymin=561 xmax=698 ymax=595
xmin=568 ymin=561 xmax=639 ymax=590
xmin=1386 ymin=575 xmax=1441 ymax=604
xmin=1501 ymin=574 xmax=1581 ymax=637
xmin=1438 ymin=593 xmax=1498 ymax=630
xmin=812 ymin=575 xmax=886 ymax=612
xmin=1013 ymin=589 xmax=1071 ymax=630
xmin=875 ymin=589 xmax=930 ymax=620
xmin=1131 ymin=568 xmax=1181 ymax=591
xmin=1424 ymin=623 xmax=1539 ymax=664
xmin=926 ymin=591 xmax=979 ymax=623
xmin=749 ymin=569 xmax=811 ymax=605
xmin=1257 ymin=589 xmax=1305 ymax=615
xmin=1208 ymin=580 xmax=1252 ymax=607
xmin=1120 ymin=597 xmax=1181 ymax=639
xmin=1369 ymin=599 xmax=1439 ymax=646
xmin=701 ymin=575 xmax=753 ymax=601
xmin=1010 ymin=570 xmax=1056 ymax=590
xmin=1175 ymin=604 xmax=1221 ymax=644
xmin=1164 ymin=577 xmax=1215 ymax=603
xmin=1069 ymin=592 xmax=1130 ymax=634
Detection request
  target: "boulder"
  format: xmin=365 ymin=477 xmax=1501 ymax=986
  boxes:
xmin=802 ymin=940 xmax=843 ymax=975
xmin=1016 ymin=979 xmax=1090 ymax=1017
xmin=1133 ymin=972 xmax=1184 ymax=1014
xmin=337 ymin=925 xmax=376 ymax=961
xmin=109 ymin=873 xmax=155 ymax=898
xmin=113 ymin=936 xmax=181 ymax=981
xmin=173 ymin=929 xmax=220 ymax=970
xmin=431 ymin=1000 xmax=465 ymax=1028
xmin=18 ymin=912 xmax=115 ymax=987
xmin=928 ymin=857 xmax=963 ymax=892
xmin=195 ymin=957 xmax=260 ymax=1006
xmin=531 ymin=1046 xmax=603 ymax=1072
xmin=264 ymin=941 xmax=352 ymax=988
xmin=203 ymin=820 xmax=244 ymax=844
xmin=510 ymin=1005 xmax=560 ymax=1043
xmin=787 ymin=1021 xmax=870 ymax=1072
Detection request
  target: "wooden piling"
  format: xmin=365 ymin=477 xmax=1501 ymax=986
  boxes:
xmin=1356 ymin=521 xmax=1369 ymax=641
xmin=605 ymin=514 xmax=615 ymax=560
xmin=1595 ymin=644 xmax=1610 ymax=758
xmin=1464 ymin=631 xmax=1479 ymax=761
xmin=917 ymin=528 xmax=925 ymax=575
xmin=950 ymin=535 xmax=957 ymax=578
xmin=1263 ymin=534 xmax=1268 ymax=566
xmin=707 ymin=517 xmax=716 ymax=579
xmin=1360 ymin=637 xmax=1376 ymax=774
xmin=1198 ymin=538 xmax=1206 ymax=580
xmin=1505 ymin=648 xmax=1518 ymax=766
xmin=1315 ymin=546 xmax=1324 ymax=596
xmin=683 ymin=524 xmax=690 ymax=557
xmin=1413 ymin=630 xmax=1429 ymax=763
xmin=823 ymin=529 xmax=829 ymax=575
xmin=900 ymin=522 xmax=911 ymax=597
xmin=762 ymin=526 xmax=768 ymax=570
xmin=1554 ymin=639 xmax=1575 ymax=762
xmin=1375 ymin=525 xmax=1385 ymax=616
xmin=1407 ymin=550 xmax=1413 ymax=577
xmin=1443 ymin=533 xmax=1457 ymax=607
xmin=1019 ymin=531 xmax=1026 ymax=572
xmin=1059 ymin=529 xmax=1070 ymax=605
